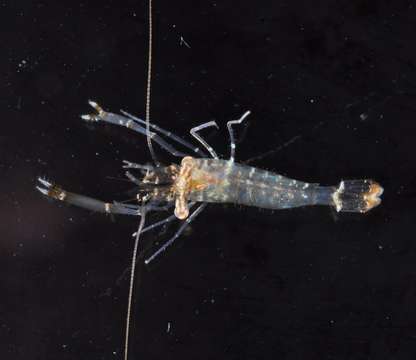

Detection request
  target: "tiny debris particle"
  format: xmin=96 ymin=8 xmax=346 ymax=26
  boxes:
xmin=360 ymin=113 xmax=368 ymax=121
xmin=167 ymin=322 xmax=171 ymax=333
xmin=18 ymin=59 xmax=27 ymax=68
xmin=180 ymin=36 xmax=191 ymax=49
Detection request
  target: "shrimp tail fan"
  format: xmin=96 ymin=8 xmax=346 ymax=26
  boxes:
xmin=330 ymin=179 xmax=383 ymax=213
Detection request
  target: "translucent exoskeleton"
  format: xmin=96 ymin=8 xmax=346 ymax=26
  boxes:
xmin=37 ymin=100 xmax=384 ymax=264
xmin=36 ymin=1 xmax=383 ymax=360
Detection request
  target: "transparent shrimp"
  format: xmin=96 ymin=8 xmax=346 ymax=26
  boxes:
xmin=37 ymin=103 xmax=383 ymax=263
xmin=37 ymin=100 xmax=384 ymax=360
xmin=36 ymin=1 xmax=383 ymax=359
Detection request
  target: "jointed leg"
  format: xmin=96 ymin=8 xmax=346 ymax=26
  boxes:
xmin=132 ymin=214 xmax=176 ymax=237
xmin=132 ymin=202 xmax=196 ymax=237
xmin=122 ymin=160 xmax=154 ymax=172
xmin=36 ymin=178 xmax=141 ymax=216
xmin=81 ymin=101 xmax=188 ymax=158
xmin=190 ymin=121 xmax=219 ymax=159
xmin=120 ymin=110 xmax=208 ymax=158
xmin=122 ymin=160 xmax=154 ymax=185
xmin=144 ymin=203 xmax=206 ymax=264
xmin=226 ymin=111 xmax=251 ymax=162
xmin=124 ymin=171 xmax=142 ymax=185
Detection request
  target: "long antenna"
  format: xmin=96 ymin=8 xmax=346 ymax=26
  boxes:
xmin=124 ymin=207 xmax=147 ymax=360
xmin=124 ymin=2 xmax=157 ymax=358
xmin=145 ymin=0 xmax=158 ymax=164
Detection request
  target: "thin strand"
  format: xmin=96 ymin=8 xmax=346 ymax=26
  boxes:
xmin=124 ymin=206 xmax=147 ymax=360
xmin=145 ymin=0 xmax=158 ymax=164
xmin=145 ymin=203 xmax=207 ymax=264
xmin=120 ymin=109 xmax=207 ymax=157
xmin=132 ymin=214 xmax=176 ymax=237
xmin=131 ymin=202 xmax=196 ymax=237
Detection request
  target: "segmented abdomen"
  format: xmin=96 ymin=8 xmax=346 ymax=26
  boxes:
xmin=188 ymin=159 xmax=330 ymax=209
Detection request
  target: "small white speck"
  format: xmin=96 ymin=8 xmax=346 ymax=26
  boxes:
xmin=180 ymin=36 xmax=191 ymax=49
xmin=18 ymin=59 xmax=28 ymax=68
xmin=167 ymin=322 xmax=171 ymax=333
xmin=360 ymin=113 xmax=368 ymax=121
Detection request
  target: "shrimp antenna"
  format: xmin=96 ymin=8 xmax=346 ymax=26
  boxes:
xmin=124 ymin=2 xmax=157 ymax=359
xmin=124 ymin=205 xmax=147 ymax=360
xmin=145 ymin=0 xmax=158 ymax=165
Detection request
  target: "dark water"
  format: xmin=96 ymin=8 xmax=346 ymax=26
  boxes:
xmin=2 ymin=1 xmax=416 ymax=359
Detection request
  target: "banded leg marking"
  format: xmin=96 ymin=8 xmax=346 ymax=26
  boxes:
xmin=226 ymin=111 xmax=251 ymax=162
xmin=36 ymin=177 xmax=141 ymax=216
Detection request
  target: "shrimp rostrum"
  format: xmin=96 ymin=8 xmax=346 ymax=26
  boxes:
xmin=37 ymin=101 xmax=384 ymax=263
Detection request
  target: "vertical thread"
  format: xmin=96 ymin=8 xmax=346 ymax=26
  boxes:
xmin=124 ymin=208 xmax=147 ymax=360
xmin=146 ymin=0 xmax=158 ymax=164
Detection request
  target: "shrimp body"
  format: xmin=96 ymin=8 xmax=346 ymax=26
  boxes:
xmin=177 ymin=157 xmax=383 ymax=214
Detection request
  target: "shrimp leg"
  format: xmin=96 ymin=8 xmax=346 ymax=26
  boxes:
xmin=36 ymin=177 xmax=141 ymax=215
xmin=190 ymin=121 xmax=219 ymax=158
xmin=132 ymin=201 xmax=197 ymax=237
xmin=144 ymin=203 xmax=206 ymax=264
xmin=81 ymin=101 xmax=188 ymax=158
xmin=120 ymin=110 xmax=208 ymax=158
xmin=226 ymin=111 xmax=251 ymax=162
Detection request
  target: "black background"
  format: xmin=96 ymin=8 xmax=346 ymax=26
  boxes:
xmin=2 ymin=0 xmax=416 ymax=359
